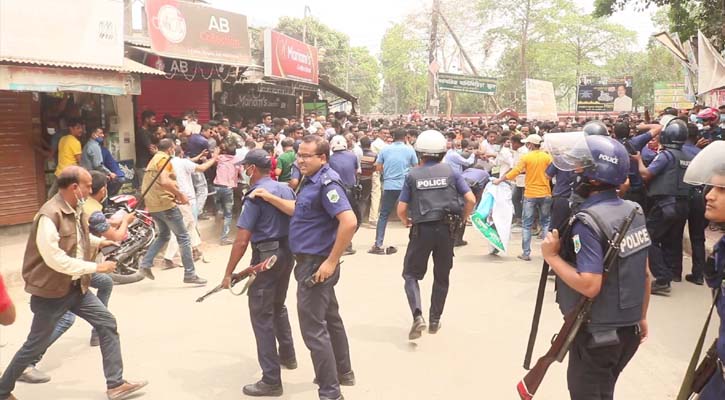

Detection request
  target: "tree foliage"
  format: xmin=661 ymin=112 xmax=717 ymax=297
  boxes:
xmin=379 ymin=22 xmax=428 ymax=114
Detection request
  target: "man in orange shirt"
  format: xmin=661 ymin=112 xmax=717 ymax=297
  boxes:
xmin=493 ymin=134 xmax=552 ymax=261
xmin=48 ymin=118 xmax=84 ymax=197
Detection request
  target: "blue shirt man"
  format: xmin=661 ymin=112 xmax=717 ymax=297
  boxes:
xmin=443 ymin=149 xmax=475 ymax=174
xmin=370 ymin=129 xmax=418 ymax=253
xmin=186 ymin=133 xmax=210 ymax=158
xmin=249 ymin=136 xmax=356 ymax=400
xmin=545 ymin=164 xmax=576 ymax=197
xmin=222 ymin=149 xmax=297 ymax=395
xmin=329 ymin=150 xmax=359 ymax=188
xmin=461 ymin=167 xmax=490 ymax=190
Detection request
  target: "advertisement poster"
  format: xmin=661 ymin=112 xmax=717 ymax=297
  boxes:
xmin=525 ymin=79 xmax=557 ymax=121
xmin=145 ymin=0 xmax=251 ymax=65
xmin=264 ymin=30 xmax=319 ymax=85
xmin=653 ymin=82 xmax=693 ymax=113
xmin=577 ymin=76 xmax=633 ymax=113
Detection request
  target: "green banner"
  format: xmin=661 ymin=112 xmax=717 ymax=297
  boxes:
xmin=438 ymin=73 xmax=497 ymax=95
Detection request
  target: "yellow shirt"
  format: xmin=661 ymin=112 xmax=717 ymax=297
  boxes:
xmin=55 ymin=135 xmax=82 ymax=176
xmin=505 ymin=149 xmax=552 ymax=198
xmin=142 ymin=152 xmax=176 ymax=213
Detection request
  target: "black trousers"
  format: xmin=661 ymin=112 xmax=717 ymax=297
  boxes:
xmin=359 ymin=178 xmax=372 ymax=224
xmin=249 ymin=242 xmax=296 ymax=385
xmin=456 ymin=186 xmax=483 ymax=244
xmin=623 ymin=186 xmax=647 ymax=212
xmin=403 ymin=222 xmax=454 ymax=322
xmin=550 ymin=196 xmax=572 ymax=232
xmin=647 ymin=196 xmax=689 ymax=284
xmin=567 ymin=326 xmax=640 ymax=400
xmin=294 ymin=254 xmax=351 ymax=399
xmin=688 ymin=188 xmax=708 ymax=279
xmin=0 ymin=287 xmax=124 ymax=397
xmin=513 ymin=185 xmax=524 ymax=220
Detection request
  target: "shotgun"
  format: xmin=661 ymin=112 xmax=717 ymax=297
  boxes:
xmin=195 ymin=255 xmax=277 ymax=303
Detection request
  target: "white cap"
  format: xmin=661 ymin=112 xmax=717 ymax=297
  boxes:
xmin=521 ymin=134 xmax=542 ymax=145
xmin=330 ymin=135 xmax=348 ymax=151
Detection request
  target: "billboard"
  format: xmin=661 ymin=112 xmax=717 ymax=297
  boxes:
xmin=0 ymin=0 xmax=123 ymax=68
xmin=577 ymin=76 xmax=633 ymax=113
xmin=264 ymin=30 xmax=319 ymax=85
xmin=438 ymin=73 xmax=497 ymax=95
xmin=525 ymin=79 xmax=557 ymax=121
xmin=145 ymin=0 xmax=251 ymax=65
xmin=653 ymin=82 xmax=693 ymax=113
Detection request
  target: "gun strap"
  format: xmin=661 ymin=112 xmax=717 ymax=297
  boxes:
xmin=676 ymin=287 xmax=720 ymax=400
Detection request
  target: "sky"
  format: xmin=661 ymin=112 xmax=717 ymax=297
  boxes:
xmin=211 ymin=0 xmax=660 ymax=56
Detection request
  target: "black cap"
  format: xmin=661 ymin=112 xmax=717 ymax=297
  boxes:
xmin=241 ymin=149 xmax=272 ymax=168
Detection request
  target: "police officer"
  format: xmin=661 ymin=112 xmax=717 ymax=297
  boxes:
xmin=681 ymin=141 xmax=725 ymax=398
xmin=542 ymin=134 xmax=651 ymax=400
xmin=220 ymin=149 xmax=296 ymax=397
xmin=397 ymin=130 xmax=476 ymax=340
xmin=613 ymin=119 xmax=664 ymax=210
xmin=634 ymin=119 xmax=692 ymax=294
xmin=683 ymin=123 xmax=707 ymax=286
xmin=251 ymin=135 xmax=356 ymax=400
xmin=329 ymin=135 xmax=361 ymax=255
xmin=456 ymin=165 xmax=490 ymax=247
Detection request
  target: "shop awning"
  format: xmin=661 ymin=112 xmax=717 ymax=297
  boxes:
xmin=319 ymin=76 xmax=358 ymax=105
xmin=0 ymin=65 xmax=142 ymax=95
xmin=0 ymin=56 xmax=164 ymax=76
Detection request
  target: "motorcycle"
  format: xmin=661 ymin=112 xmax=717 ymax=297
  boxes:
xmin=102 ymin=195 xmax=157 ymax=285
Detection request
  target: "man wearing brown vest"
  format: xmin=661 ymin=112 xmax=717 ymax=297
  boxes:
xmin=0 ymin=166 xmax=147 ymax=400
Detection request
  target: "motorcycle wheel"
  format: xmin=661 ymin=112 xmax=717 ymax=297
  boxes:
xmin=110 ymin=270 xmax=145 ymax=285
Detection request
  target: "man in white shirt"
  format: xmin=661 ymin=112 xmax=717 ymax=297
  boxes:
xmin=163 ymin=146 xmax=219 ymax=268
xmin=511 ymin=134 xmax=528 ymax=224
xmin=368 ymin=127 xmax=388 ymax=225
xmin=0 ymin=166 xmax=147 ymax=400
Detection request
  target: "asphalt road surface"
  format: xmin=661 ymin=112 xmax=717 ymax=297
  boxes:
xmin=0 ymin=221 xmax=718 ymax=399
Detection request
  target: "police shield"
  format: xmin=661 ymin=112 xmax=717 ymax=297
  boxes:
xmin=684 ymin=141 xmax=725 ymax=187
xmin=542 ymin=131 xmax=594 ymax=171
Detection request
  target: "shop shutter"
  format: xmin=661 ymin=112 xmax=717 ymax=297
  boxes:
xmin=136 ymin=79 xmax=211 ymax=123
xmin=0 ymin=91 xmax=44 ymax=225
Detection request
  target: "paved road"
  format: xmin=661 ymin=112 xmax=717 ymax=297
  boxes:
xmin=0 ymin=220 xmax=718 ymax=399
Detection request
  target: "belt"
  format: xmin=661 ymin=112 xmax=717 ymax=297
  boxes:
xmin=294 ymin=253 xmax=326 ymax=263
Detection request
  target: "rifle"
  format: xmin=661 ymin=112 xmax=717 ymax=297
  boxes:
xmin=523 ymin=216 xmax=574 ymax=370
xmin=195 ymin=255 xmax=277 ymax=303
xmin=516 ymin=207 xmax=638 ymax=400
xmin=690 ymin=340 xmax=718 ymax=397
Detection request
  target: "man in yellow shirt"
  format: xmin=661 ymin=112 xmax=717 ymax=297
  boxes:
xmin=49 ymin=119 xmax=84 ymax=197
xmin=493 ymin=134 xmax=552 ymax=261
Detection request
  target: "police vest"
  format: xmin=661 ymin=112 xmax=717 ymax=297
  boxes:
xmin=556 ymin=200 xmax=650 ymax=332
xmin=647 ymin=148 xmax=693 ymax=198
xmin=406 ymin=163 xmax=463 ymax=224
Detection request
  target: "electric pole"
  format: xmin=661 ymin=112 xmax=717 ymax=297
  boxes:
xmin=426 ymin=0 xmax=441 ymax=117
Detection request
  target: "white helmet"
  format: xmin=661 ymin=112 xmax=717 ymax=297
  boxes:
xmin=330 ymin=135 xmax=348 ymax=152
xmin=414 ymin=130 xmax=447 ymax=155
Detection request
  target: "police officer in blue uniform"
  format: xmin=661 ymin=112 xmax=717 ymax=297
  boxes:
xmin=612 ymin=119 xmax=663 ymax=210
xmin=251 ymin=135 xmax=357 ymax=400
xmin=542 ymin=134 xmax=651 ymax=400
xmin=220 ymin=149 xmax=297 ymax=397
xmin=682 ymin=141 xmax=725 ymax=398
xmin=397 ymin=130 xmax=476 ymax=340
xmin=329 ymin=135 xmax=361 ymax=255
xmin=634 ymin=119 xmax=693 ymax=295
xmin=455 ymin=165 xmax=490 ymax=247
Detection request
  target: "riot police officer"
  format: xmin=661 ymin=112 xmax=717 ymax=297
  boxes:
xmin=635 ymin=119 xmax=693 ymax=294
xmin=541 ymin=133 xmax=651 ymax=400
xmin=251 ymin=135 xmax=356 ymax=400
xmin=682 ymin=141 xmax=725 ymax=398
xmin=397 ymin=130 xmax=476 ymax=340
xmin=612 ymin=119 xmax=664 ymax=209
xmin=220 ymin=149 xmax=297 ymax=397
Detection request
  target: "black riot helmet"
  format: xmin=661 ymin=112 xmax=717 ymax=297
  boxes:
xmin=583 ymin=120 xmax=609 ymax=137
xmin=660 ymin=119 xmax=688 ymax=149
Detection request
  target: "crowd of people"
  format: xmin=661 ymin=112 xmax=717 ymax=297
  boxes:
xmin=3 ymin=103 xmax=725 ymax=400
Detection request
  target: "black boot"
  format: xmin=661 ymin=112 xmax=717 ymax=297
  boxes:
xmin=242 ymin=380 xmax=283 ymax=397
xmin=428 ymin=320 xmax=441 ymax=334
xmin=408 ymin=316 xmax=426 ymax=340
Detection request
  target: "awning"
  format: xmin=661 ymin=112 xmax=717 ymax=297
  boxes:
xmin=0 ymin=65 xmax=141 ymax=95
xmin=0 ymin=56 xmax=164 ymax=75
xmin=319 ymin=76 xmax=358 ymax=104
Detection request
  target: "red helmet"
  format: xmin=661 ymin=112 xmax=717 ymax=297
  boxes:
xmin=697 ymin=107 xmax=719 ymax=122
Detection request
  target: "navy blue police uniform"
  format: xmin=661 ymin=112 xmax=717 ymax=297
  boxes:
xmin=237 ymin=176 xmax=297 ymax=388
xmin=400 ymin=161 xmax=471 ymax=326
xmin=545 ymin=163 xmax=577 ymax=232
xmin=700 ymin=236 xmax=725 ymax=398
xmin=290 ymin=163 xmax=353 ymax=400
xmin=557 ymin=191 xmax=651 ymax=399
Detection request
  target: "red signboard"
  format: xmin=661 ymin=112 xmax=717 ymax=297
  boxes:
xmin=145 ymin=0 xmax=251 ymax=65
xmin=264 ymin=30 xmax=319 ymax=85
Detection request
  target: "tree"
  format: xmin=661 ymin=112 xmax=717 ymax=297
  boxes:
xmin=379 ymin=22 xmax=428 ymax=114
xmin=275 ymin=17 xmax=381 ymax=113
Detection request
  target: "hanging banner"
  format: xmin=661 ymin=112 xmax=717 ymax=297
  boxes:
xmin=0 ymin=66 xmax=128 ymax=95
xmin=264 ymin=30 xmax=319 ymax=85
xmin=577 ymin=76 xmax=633 ymax=113
xmin=653 ymin=82 xmax=693 ymax=113
xmin=438 ymin=73 xmax=497 ymax=95
xmin=525 ymin=79 xmax=558 ymax=121
xmin=0 ymin=0 xmax=123 ymax=68
xmin=145 ymin=0 xmax=251 ymax=66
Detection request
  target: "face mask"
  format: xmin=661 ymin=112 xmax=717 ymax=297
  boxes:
xmin=690 ymin=114 xmax=698 ymax=123
xmin=720 ymin=115 xmax=725 ymax=123
xmin=95 ymin=137 xmax=104 ymax=144
xmin=74 ymin=188 xmax=87 ymax=208
xmin=242 ymin=166 xmax=253 ymax=183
